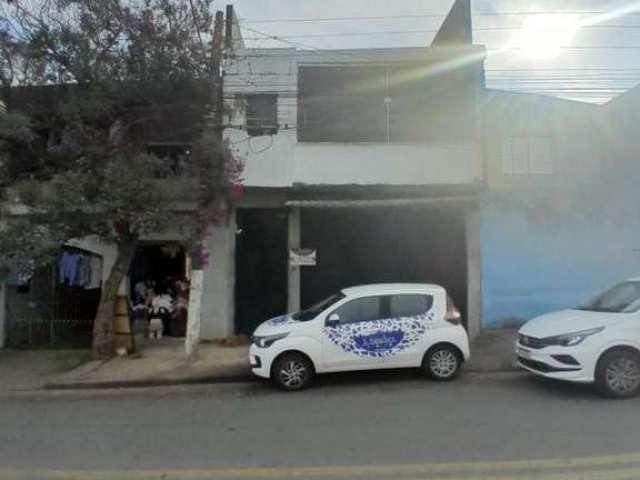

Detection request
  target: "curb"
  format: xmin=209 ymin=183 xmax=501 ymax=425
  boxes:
xmin=44 ymin=372 xmax=257 ymax=391
xmin=43 ymin=366 xmax=522 ymax=391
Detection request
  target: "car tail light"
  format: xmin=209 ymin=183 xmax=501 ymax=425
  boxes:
xmin=445 ymin=294 xmax=462 ymax=325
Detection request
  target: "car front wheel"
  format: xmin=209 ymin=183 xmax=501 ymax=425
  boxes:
xmin=423 ymin=345 xmax=461 ymax=381
xmin=272 ymin=353 xmax=314 ymax=391
xmin=596 ymin=349 xmax=640 ymax=399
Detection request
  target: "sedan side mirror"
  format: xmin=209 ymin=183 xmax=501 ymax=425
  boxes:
xmin=325 ymin=313 xmax=340 ymax=327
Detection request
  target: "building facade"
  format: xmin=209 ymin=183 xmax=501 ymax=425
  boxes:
xmin=479 ymin=87 xmax=640 ymax=328
xmin=212 ymin=39 xmax=488 ymax=339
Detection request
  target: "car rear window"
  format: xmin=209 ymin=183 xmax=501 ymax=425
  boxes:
xmin=388 ymin=294 xmax=434 ymax=318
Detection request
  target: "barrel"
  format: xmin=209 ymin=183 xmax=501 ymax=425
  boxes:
xmin=113 ymin=295 xmax=134 ymax=352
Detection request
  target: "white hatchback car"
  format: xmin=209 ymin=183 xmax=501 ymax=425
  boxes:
xmin=517 ymin=279 xmax=640 ymax=398
xmin=249 ymin=283 xmax=470 ymax=390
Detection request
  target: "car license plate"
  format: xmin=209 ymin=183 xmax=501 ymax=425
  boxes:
xmin=517 ymin=347 xmax=533 ymax=359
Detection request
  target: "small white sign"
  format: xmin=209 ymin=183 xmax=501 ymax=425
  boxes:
xmin=290 ymin=248 xmax=316 ymax=266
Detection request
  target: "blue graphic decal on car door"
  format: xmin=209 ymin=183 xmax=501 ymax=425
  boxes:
xmin=323 ymin=311 xmax=434 ymax=358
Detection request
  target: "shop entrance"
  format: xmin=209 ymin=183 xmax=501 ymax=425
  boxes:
xmin=235 ymin=209 xmax=288 ymax=335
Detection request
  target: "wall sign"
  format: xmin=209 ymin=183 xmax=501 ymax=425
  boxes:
xmin=289 ymin=248 xmax=316 ymax=266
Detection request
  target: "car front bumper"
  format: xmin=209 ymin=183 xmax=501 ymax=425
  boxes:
xmin=249 ymin=344 xmax=273 ymax=379
xmin=515 ymin=342 xmax=597 ymax=383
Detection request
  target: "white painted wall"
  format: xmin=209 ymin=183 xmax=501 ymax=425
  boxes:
xmin=200 ymin=213 xmax=236 ymax=340
xmin=293 ymin=143 xmax=480 ymax=186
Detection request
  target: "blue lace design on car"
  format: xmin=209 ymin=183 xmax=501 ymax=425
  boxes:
xmin=323 ymin=311 xmax=435 ymax=358
xmin=266 ymin=315 xmax=295 ymax=326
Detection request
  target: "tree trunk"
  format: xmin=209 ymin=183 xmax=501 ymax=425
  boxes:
xmin=91 ymin=236 xmax=138 ymax=359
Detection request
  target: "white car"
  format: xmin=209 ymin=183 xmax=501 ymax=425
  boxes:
xmin=517 ymin=279 xmax=640 ymax=398
xmin=249 ymin=283 xmax=470 ymax=391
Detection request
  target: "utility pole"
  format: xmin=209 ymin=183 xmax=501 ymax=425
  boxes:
xmin=185 ymin=8 xmax=226 ymax=359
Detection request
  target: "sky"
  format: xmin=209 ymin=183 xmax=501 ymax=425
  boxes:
xmin=226 ymin=0 xmax=640 ymax=103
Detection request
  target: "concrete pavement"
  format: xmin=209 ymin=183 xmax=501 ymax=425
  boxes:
xmin=42 ymin=329 xmax=520 ymax=390
xmin=0 ymin=371 xmax=639 ymax=479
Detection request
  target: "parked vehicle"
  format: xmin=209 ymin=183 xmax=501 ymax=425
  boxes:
xmin=516 ymin=279 xmax=640 ymax=398
xmin=249 ymin=283 xmax=470 ymax=391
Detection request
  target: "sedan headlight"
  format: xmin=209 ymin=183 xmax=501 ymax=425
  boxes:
xmin=546 ymin=327 xmax=605 ymax=347
xmin=253 ymin=332 xmax=289 ymax=348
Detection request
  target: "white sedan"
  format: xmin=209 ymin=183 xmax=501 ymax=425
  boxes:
xmin=249 ymin=283 xmax=470 ymax=391
xmin=517 ymin=278 xmax=640 ymax=398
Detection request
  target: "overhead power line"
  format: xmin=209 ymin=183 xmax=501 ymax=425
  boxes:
xmin=240 ymin=11 xmax=640 ymax=24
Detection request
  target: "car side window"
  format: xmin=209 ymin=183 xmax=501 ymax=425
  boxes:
xmin=332 ymin=296 xmax=382 ymax=325
xmin=388 ymin=294 xmax=433 ymax=318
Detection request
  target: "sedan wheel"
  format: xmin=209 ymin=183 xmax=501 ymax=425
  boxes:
xmin=424 ymin=345 xmax=461 ymax=381
xmin=596 ymin=350 xmax=640 ymax=398
xmin=273 ymin=353 xmax=314 ymax=391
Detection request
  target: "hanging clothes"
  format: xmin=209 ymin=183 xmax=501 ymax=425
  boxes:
xmin=59 ymin=251 xmax=80 ymax=285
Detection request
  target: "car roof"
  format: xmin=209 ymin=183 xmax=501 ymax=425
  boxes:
xmin=341 ymin=283 xmax=445 ymax=297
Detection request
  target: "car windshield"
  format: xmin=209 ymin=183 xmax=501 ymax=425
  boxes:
xmin=291 ymin=292 xmax=346 ymax=322
xmin=577 ymin=281 xmax=640 ymax=313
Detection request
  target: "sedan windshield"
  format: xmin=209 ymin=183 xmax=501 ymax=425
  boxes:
xmin=577 ymin=281 xmax=640 ymax=313
xmin=291 ymin=292 xmax=346 ymax=322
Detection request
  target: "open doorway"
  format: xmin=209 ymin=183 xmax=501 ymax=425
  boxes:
xmin=129 ymin=243 xmax=189 ymax=338
xmin=235 ymin=209 xmax=288 ymax=335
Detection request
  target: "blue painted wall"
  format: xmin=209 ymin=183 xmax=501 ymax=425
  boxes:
xmin=481 ymin=194 xmax=640 ymax=328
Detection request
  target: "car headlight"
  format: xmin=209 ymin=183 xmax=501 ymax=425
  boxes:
xmin=253 ymin=332 xmax=289 ymax=348
xmin=547 ymin=327 xmax=604 ymax=347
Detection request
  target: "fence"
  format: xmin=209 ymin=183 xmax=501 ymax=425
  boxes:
xmin=5 ymin=317 xmax=93 ymax=349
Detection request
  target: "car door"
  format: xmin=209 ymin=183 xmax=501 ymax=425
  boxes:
xmin=382 ymin=293 xmax=436 ymax=367
xmin=320 ymin=295 xmax=388 ymax=371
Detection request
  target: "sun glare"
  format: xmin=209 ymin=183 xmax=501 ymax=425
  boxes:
xmin=510 ymin=14 xmax=580 ymax=61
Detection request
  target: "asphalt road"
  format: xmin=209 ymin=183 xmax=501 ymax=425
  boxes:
xmin=1 ymin=370 xmax=640 ymax=480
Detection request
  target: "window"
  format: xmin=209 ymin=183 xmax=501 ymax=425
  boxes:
xmin=388 ymin=294 xmax=433 ymax=318
xmin=578 ymin=282 xmax=640 ymax=313
xmin=246 ymin=94 xmax=278 ymax=137
xmin=297 ymin=65 xmax=474 ymax=143
xmin=502 ymin=136 xmax=554 ymax=175
xmin=291 ymin=293 xmax=345 ymax=322
xmin=147 ymin=144 xmax=191 ymax=176
xmin=332 ymin=296 xmax=381 ymax=324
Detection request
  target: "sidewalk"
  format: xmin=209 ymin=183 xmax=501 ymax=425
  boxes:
xmin=46 ymin=338 xmax=251 ymax=390
xmin=0 ymin=349 xmax=90 ymax=392
xmin=43 ymin=329 xmax=519 ymax=390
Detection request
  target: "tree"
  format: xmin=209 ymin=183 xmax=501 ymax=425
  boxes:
xmin=0 ymin=0 xmax=239 ymax=358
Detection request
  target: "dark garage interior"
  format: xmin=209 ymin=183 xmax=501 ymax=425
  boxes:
xmin=301 ymin=206 xmax=468 ymax=326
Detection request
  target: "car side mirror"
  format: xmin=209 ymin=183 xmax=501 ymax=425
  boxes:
xmin=325 ymin=313 xmax=340 ymax=327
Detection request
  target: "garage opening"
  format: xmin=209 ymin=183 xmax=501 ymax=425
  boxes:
xmin=235 ymin=209 xmax=288 ymax=335
xmin=301 ymin=206 xmax=468 ymax=327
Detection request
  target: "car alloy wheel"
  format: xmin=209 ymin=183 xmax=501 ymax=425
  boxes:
xmin=605 ymin=357 xmax=640 ymax=395
xmin=273 ymin=353 xmax=314 ymax=391
xmin=425 ymin=345 xmax=460 ymax=381
xmin=596 ymin=349 xmax=640 ymax=398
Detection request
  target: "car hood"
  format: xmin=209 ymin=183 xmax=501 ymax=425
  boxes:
xmin=519 ymin=309 xmax=620 ymax=338
xmin=252 ymin=314 xmax=299 ymax=336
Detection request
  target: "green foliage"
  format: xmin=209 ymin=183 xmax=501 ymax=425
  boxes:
xmin=0 ymin=0 xmax=225 ymax=272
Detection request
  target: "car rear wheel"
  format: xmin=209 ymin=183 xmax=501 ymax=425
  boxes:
xmin=596 ymin=349 xmax=640 ymax=399
xmin=272 ymin=353 xmax=314 ymax=391
xmin=423 ymin=345 xmax=461 ymax=381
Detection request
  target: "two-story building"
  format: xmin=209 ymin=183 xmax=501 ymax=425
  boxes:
xmin=204 ymin=6 xmax=488 ymax=340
